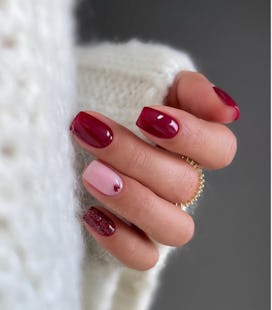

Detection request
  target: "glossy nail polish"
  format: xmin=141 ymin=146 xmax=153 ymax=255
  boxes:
xmin=70 ymin=111 xmax=113 ymax=148
xmin=83 ymin=207 xmax=116 ymax=236
xmin=213 ymin=86 xmax=240 ymax=120
xmin=82 ymin=160 xmax=123 ymax=196
xmin=136 ymin=107 xmax=179 ymax=138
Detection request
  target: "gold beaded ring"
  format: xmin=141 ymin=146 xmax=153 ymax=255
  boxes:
xmin=174 ymin=155 xmax=205 ymax=211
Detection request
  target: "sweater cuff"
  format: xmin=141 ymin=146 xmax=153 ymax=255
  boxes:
xmin=76 ymin=39 xmax=196 ymax=133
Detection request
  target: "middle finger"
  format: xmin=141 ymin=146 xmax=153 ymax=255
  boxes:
xmin=70 ymin=111 xmax=198 ymax=204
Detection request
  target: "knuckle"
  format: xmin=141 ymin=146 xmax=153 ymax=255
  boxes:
xmin=187 ymin=168 xmax=200 ymax=202
xmin=136 ymin=193 xmax=157 ymax=229
xmin=125 ymin=240 xmax=159 ymax=271
xmin=125 ymin=240 xmax=139 ymax=262
xmin=193 ymin=72 xmax=208 ymax=82
xmin=183 ymin=214 xmax=195 ymax=244
xmin=185 ymin=122 xmax=206 ymax=153
xmin=139 ymin=246 xmax=159 ymax=271
xmin=181 ymin=71 xmax=207 ymax=83
xmin=125 ymin=144 xmax=150 ymax=173
xmin=174 ymin=214 xmax=195 ymax=247
xmin=220 ymin=131 xmax=237 ymax=168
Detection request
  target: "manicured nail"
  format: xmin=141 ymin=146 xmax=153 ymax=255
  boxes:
xmin=83 ymin=207 xmax=116 ymax=236
xmin=136 ymin=107 xmax=179 ymax=138
xmin=213 ymin=86 xmax=240 ymax=120
xmin=70 ymin=111 xmax=113 ymax=148
xmin=82 ymin=160 xmax=123 ymax=196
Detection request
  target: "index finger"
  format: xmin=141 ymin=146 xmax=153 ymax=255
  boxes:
xmin=165 ymin=71 xmax=240 ymax=123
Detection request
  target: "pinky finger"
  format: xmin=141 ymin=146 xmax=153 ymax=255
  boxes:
xmin=82 ymin=206 xmax=159 ymax=271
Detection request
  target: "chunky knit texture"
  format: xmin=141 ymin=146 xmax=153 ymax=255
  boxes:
xmin=0 ymin=1 xmax=83 ymax=309
xmin=0 ymin=2 xmax=196 ymax=309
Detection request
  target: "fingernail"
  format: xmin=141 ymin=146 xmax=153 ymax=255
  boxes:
xmin=213 ymin=86 xmax=240 ymax=120
xmin=136 ymin=107 xmax=179 ymax=138
xmin=83 ymin=207 xmax=116 ymax=236
xmin=70 ymin=111 xmax=113 ymax=148
xmin=82 ymin=160 xmax=123 ymax=196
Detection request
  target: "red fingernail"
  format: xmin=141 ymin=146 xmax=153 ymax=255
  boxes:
xmin=136 ymin=107 xmax=179 ymax=138
xmin=83 ymin=207 xmax=116 ymax=236
xmin=70 ymin=111 xmax=113 ymax=148
xmin=213 ymin=86 xmax=240 ymax=120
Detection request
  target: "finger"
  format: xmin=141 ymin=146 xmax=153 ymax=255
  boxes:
xmin=82 ymin=160 xmax=195 ymax=247
xmin=70 ymin=111 xmax=199 ymax=204
xmin=136 ymin=105 xmax=237 ymax=169
xmin=82 ymin=206 xmax=159 ymax=271
xmin=165 ymin=71 xmax=240 ymax=123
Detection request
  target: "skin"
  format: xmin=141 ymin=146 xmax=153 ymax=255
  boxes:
xmin=71 ymin=71 xmax=238 ymax=271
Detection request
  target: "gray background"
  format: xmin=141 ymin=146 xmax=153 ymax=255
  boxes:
xmin=76 ymin=1 xmax=270 ymax=309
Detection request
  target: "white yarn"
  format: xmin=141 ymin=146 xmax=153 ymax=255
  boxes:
xmin=0 ymin=1 xmax=82 ymax=309
xmin=0 ymin=2 xmax=196 ymax=309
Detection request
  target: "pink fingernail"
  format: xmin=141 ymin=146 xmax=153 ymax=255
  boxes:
xmin=82 ymin=160 xmax=123 ymax=196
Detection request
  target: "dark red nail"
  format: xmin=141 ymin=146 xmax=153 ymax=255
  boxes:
xmin=83 ymin=207 xmax=116 ymax=237
xmin=213 ymin=86 xmax=240 ymax=120
xmin=70 ymin=111 xmax=113 ymax=148
xmin=136 ymin=107 xmax=179 ymax=138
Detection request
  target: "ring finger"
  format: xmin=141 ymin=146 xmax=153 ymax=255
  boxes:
xmin=82 ymin=160 xmax=194 ymax=247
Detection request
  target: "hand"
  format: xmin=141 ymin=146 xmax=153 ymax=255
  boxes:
xmin=70 ymin=71 xmax=239 ymax=271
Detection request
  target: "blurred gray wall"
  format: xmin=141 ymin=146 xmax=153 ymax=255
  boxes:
xmin=76 ymin=1 xmax=270 ymax=309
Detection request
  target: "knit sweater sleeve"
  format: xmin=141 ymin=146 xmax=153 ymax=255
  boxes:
xmin=76 ymin=39 xmax=196 ymax=130
xmin=76 ymin=40 xmax=196 ymax=310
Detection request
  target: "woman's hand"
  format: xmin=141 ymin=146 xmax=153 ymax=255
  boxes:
xmin=70 ymin=71 xmax=239 ymax=271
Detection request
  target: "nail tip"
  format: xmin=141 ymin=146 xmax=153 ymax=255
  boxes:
xmin=234 ymin=106 xmax=240 ymax=121
xmin=82 ymin=212 xmax=89 ymax=223
xmin=69 ymin=115 xmax=78 ymax=132
xmin=82 ymin=207 xmax=116 ymax=236
xmin=135 ymin=107 xmax=148 ymax=128
xmin=69 ymin=112 xmax=82 ymax=133
xmin=69 ymin=111 xmax=113 ymax=148
xmin=213 ymin=85 xmax=240 ymax=121
xmin=135 ymin=119 xmax=143 ymax=130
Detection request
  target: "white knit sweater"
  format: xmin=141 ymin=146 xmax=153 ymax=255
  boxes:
xmin=0 ymin=1 xmax=195 ymax=310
